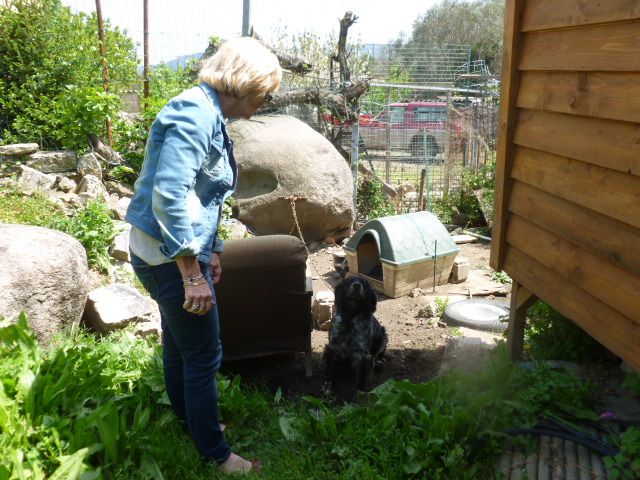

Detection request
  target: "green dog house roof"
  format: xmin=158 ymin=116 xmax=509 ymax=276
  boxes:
xmin=344 ymin=211 xmax=459 ymax=266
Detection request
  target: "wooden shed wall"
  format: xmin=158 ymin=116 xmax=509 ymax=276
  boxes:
xmin=491 ymin=0 xmax=640 ymax=371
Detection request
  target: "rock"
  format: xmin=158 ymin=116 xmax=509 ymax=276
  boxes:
xmin=83 ymin=283 xmax=156 ymax=335
xmin=75 ymin=174 xmax=109 ymax=202
xmin=111 ymin=223 xmax=131 ymax=262
xmin=24 ymin=150 xmax=77 ymax=173
xmin=450 ymin=257 xmax=470 ymax=283
xmin=313 ymin=290 xmax=335 ymax=330
xmin=0 ymin=143 xmax=40 ymax=156
xmin=0 ymin=225 xmax=89 ymax=344
xmin=57 ymin=176 xmax=77 ymax=193
xmin=77 ymin=152 xmax=102 ymax=180
xmin=104 ymin=180 xmax=134 ymax=198
xmin=108 ymin=194 xmax=130 ymax=221
xmin=222 ymin=219 xmax=249 ymax=240
xmin=227 ymin=114 xmax=355 ymax=243
xmin=17 ymin=165 xmax=57 ymax=192
xmin=417 ymin=301 xmax=439 ymax=318
xmin=87 ymin=134 xmax=124 ymax=165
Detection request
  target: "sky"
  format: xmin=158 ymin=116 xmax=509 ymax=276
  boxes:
xmin=62 ymin=0 xmax=439 ymax=64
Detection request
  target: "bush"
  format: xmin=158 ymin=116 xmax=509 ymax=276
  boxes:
xmin=48 ymin=198 xmax=121 ymax=273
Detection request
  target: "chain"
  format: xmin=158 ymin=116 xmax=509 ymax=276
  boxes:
xmin=279 ymin=195 xmax=310 ymax=258
xmin=280 ymin=195 xmax=336 ymax=291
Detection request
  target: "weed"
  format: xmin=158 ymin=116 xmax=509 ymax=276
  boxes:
xmin=434 ymin=296 xmax=450 ymax=318
xmin=524 ymin=301 xmax=599 ymax=361
xmin=48 ymin=198 xmax=121 ymax=273
xmin=487 ymin=270 xmax=512 ymax=284
xmin=604 ymin=426 xmax=640 ymax=479
xmin=356 ymin=176 xmax=396 ymax=220
xmin=0 ymin=184 xmax=65 ymax=225
xmin=450 ymin=327 xmax=464 ymax=337
xmin=1 ymin=317 xmax=606 ymax=480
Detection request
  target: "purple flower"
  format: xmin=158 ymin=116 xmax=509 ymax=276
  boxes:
xmin=599 ymin=412 xmax=617 ymax=420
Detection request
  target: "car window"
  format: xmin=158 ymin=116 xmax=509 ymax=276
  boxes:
xmin=414 ymin=106 xmax=446 ymax=122
xmin=390 ymin=107 xmax=405 ymax=124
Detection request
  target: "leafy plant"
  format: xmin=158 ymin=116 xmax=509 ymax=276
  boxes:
xmin=1 ymin=315 xmax=607 ymax=480
xmin=487 ymin=270 xmax=512 ymax=284
xmin=356 ymin=175 xmax=396 ymax=220
xmin=524 ymin=301 xmax=600 ymax=361
xmin=435 ymin=296 xmax=450 ymax=318
xmin=622 ymin=373 xmax=640 ymax=396
xmin=55 ymin=84 xmax=122 ymax=150
xmin=604 ymin=426 xmax=640 ymax=479
xmin=48 ymin=198 xmax=121 ymax=272
xmin=431 ymin=158 xmax=496 ymax=226
xmin=0 ymin=0 xmax=138 ymax=148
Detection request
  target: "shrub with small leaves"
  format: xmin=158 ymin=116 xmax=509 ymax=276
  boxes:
xmin=48 ymin=198 xmax=121 ymax=272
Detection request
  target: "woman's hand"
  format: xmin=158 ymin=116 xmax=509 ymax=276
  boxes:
xmin=210 ymin=253 xmax=222 ymax=285
xmin=176 ymin=256 xmax=214 ymax=315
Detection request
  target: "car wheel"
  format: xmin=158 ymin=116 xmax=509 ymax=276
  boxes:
xmin=443 ymin=298 xmax=510 ymax=333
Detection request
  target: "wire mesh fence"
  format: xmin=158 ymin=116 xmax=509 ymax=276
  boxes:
xmin=1 ymin=0 xmax=500 ymax=220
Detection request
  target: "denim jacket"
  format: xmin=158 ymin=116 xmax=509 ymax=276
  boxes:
xmin=125 ymin=83 xmax=237 ymax=263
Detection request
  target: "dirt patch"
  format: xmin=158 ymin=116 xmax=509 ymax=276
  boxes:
xmin=221 ymin=239 xmax=509 ymax=400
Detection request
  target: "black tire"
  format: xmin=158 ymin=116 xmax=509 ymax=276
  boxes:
xmin=443 ymin=299 xmax=510 ymax=333
xmin=408 ymin=134 xmax=438 ymax=161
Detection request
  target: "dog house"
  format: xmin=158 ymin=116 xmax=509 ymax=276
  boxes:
xmin=343 ymin=211 xmax=459 ymax=298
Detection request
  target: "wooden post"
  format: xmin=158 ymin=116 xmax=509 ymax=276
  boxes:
xmin=95 ymin=0 xmax=112 ymax=145
xmin=143 ymin=0 xmax=150 ymax=110
xmin=351 ymin=122 xmax=360 ymax=216
xmin=507 ymin=281 xmax=537 ymax=361
xmin=385 ymin=87 xmax=391 ymax=183
xmin=417 ymin=168 xmax=426 ymax=211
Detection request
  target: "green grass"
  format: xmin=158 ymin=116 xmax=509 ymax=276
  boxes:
xmin=0 ymin=186 xmax=65 ymax=226
xmin=2 ymin=313 xmax=618 ymax=480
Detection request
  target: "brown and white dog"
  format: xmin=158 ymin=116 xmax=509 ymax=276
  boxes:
xmin=324 ymin=275 xmax=388 ymax=401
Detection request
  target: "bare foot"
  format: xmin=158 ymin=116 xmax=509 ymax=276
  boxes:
xmin=218 ymin=453 xmax=253 ymax=475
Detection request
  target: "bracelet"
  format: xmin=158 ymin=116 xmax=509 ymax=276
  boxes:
xmin=184 ymin=280 xmax=207 ymax=287
xmin=182 ymin=273 xmax=204 ymax=283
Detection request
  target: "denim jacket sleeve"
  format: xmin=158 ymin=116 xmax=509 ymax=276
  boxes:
xmin=150 ymin=94 xmax=222 ymax=258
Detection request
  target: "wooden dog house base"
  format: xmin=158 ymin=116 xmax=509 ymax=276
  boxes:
xmin=343 ymin=212 xmax=459 ymax=298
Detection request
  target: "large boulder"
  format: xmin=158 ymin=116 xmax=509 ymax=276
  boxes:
xmin=227 ymin=115 xmax=354 ymax=243
xmin=0 ymin=225 xmax=89 ymax=343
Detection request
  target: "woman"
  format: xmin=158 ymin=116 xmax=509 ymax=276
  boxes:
xmin=125 ymin=36 xmax=282 ymax=475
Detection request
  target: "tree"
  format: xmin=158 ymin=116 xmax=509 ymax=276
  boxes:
xmin=0 ymin=0 xmax=138 ymax=148
xmin=404 ymin=0 xmax=504 ymax=76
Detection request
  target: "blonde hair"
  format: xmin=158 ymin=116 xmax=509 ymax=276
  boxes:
xmin=199 ymin=36 xmax=282 ymax=102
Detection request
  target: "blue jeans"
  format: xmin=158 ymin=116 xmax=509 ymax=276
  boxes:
xmin=130 ymin=252 xmax=231 ymax=464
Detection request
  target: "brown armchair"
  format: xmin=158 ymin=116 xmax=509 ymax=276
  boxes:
xmin=215 ymin=235 xmax=313 ymax=376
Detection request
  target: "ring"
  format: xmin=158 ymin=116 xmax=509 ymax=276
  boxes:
xmin=192 ymin=304 xmax=201 ymax=309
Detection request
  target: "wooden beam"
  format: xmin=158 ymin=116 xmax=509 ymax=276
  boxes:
xmin=507 ymin=281 xmax=537 ymax=361
xmin=490 ymin=0 xmax=523 ymax=272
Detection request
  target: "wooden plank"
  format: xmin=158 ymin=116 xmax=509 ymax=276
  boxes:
xmin=506 ymin=214 xmax=640 ymax=321
xmin=519 ymin=20 xmax=640 ymax=71
xmin=521 ymin=0 xmax=640 ymax=32
xmin=502 ymin=244 xmax=640 ymax=372
xmin=509 ymin=180 xmax=640 ymax=275
xmin=510 ymin=146 xmax=640 ymax=230
xmin=517 ymin=71 xmax=640 ymax=124
xmin=513 ymin=110 xmax=640 ymax=176
xmin=507 ymin=281 xmax=537 ymax=362
xmin=490 ymin=0 xmax=522 ymax=272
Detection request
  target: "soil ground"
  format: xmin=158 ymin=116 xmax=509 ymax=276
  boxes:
xmin=220 ymin=239 xmax=510 ymax=400
xmin=221 ymin=239 xmax=640 ymax=420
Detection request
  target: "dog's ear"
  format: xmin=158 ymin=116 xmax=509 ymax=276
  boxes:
xmin=365 ymin=282 xmax=377 ymax=314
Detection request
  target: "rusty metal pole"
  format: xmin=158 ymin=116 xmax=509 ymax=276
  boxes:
xmin=143 ymin=0 xmax=150 ymax=110
xmin=95 ymin=0 xmax=112 ymax=145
